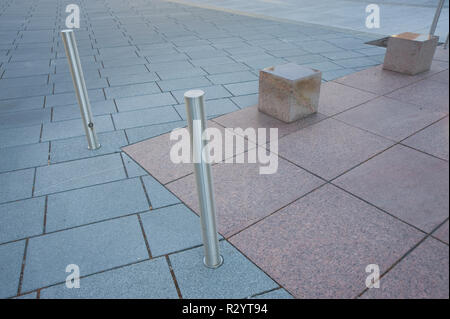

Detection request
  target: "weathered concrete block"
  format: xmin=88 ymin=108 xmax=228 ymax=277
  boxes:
xmin=258 ymin=63 xmax=321 ymax=123
xmin=383 ymin=32 xmax=438 ymax=75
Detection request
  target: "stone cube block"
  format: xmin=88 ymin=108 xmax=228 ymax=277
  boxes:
xmin=258 ymin=63 xmax=321 ymax=123
xmin=383 ymin=32 xmax=438 ymax=75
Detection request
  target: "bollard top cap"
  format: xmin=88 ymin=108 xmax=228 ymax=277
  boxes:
xmin=184 ymin=89 xmax=205 ymax=99
xmin=61 ymin=29 xmax=74 ymax=34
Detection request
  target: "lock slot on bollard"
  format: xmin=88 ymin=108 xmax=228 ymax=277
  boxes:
xmin=61 ymin=29 xmax=100 ymax=150
xmin=184 ymin=90 xmax=223 ymax=269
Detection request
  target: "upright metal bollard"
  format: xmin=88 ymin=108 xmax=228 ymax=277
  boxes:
xmin=429 ymin=0 xmax=445 ymax=36
xmin=184 ymin=90 xmax=223 ymax=269
xmin=61 ymin=29 xmax=100 ymax=150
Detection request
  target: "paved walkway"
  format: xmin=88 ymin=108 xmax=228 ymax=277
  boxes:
xmin=0 ymin=0 xmax=448 ymax=299
xmin=167 ymin=0 xmax=450 ymax=40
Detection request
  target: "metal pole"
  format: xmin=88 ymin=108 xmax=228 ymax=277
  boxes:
xmin=61 ymin=29 xmax=100 ymax=150
xmin=429 ymin=0 xmax=445 ymax=36
xmin=444 ymin=33 xmax=449 ymax=49
xmin=184 ymin=90 xmax=223 ymax=269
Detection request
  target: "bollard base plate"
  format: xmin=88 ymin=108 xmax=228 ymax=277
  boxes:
xmin=88 ymin=144 xmax=101 ymax=150
xmin=203 ymin=255 xmax=224 ymax=269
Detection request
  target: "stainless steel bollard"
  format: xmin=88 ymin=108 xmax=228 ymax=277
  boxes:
xmin=184 ymin=90 xmax=223 ymax=269
xmin=429 ymin=0 xmax=445 ymax=36
xmin=61 ymin=29 xmax=100 ymax=150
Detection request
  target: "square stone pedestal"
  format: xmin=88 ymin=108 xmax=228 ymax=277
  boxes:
xmin=258 ymin=63 xmax=321 ymax=123
xmin=383 ymin=32 xmax=438 ymax=75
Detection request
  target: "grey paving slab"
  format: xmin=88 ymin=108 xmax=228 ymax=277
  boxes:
xmin=230 ymin=184 xmax=423 ymax=299
xmin=104 ymin=82 xmax=161 ymax=99
xmin=201 ymin=62 xmax=250 ymax=75
xmin=107 ymin=72 xmax=160 ymax=87
xmin=0 ymin=75 xmax=48 ymax=89
xmin=156 ymin=67 xmax=207 ymax=80
xmin=0 ymin=168 xmax=34 ymax=204
xmin=169 ymin=241 xmax=278 ymax=298
xmin=45 ymin=89 xmax=105 ymax=108
xmin=334 ymin=57 xmax=380 ymax=69
xmin=286 ymin=54 xmax=330 ymax=65
xmin=34 ymin=153 xmax=126 ymax=196
xmin=0 ymin=108 xmax=51 ymax=130
xmin=0 ymin=197 xmax=45 ymax=244
xmin=125 ymin=120 xmax=186 ymax=144
xmin=322 ymin=68 xmax=357 ymax=81
xmin=0 ymin=240 xmax=25 ymax=298
xmin=0 ymin=124 xmax=41 ymax=149
xmin=140 ymin=204 xmax=201 ymax=256
xmin=40 ymin=258 xmax=178 ymax=299
xmin=0 ymin=84 xmax=52 ymax=100
xmin=304 ymin=61 xmax=343 ymax=72
xmin=223 ymin=81 xmax=259 ymax=97
xmin=54 ymin=78 xmax=108 ymax=94
xmin=172 ymin=85 xmax=232 ymax=104
xmin=0 ymin=96 xmax=44 ymax=113
xmin=42 ymin=115 xmax=114 ymax=142
xmin=433 ymin=221 xmax=449 ymax=244
xmin=335 ymin=145 xmax=449 ymax=233
xmin=14 ymin=292 xmax=37 ymax=299
xmin=0 ymin=142 xmax=49 ymax=173
xmin=252 ymin=289 xmax=294 ymax=299
xmin=113 ymin=106 xmax=181 ymax=130
xmin=361 ymin=237 xmax=449 ymax=299
xmin=335 ymin=96 xmax=446 ymax=141
xmin=142 ymin=175 xmax=180 ymax=209
xmin=122 ymin=153 xmax=148 ymax=178
xmin=207 ymin=71 xmax=258 ymax=85
xmin=157 ymin=76 xmax=211 ymax=92
xmin=174 ymin=98 xmax=239 ymax=120
xmin=22 ymin=215 xmax=149 ymax=292
xmin=320 ymin=50 xmax=364 ymax=60
xmin=278 ymin=118 xmax=393 ymax=180
xmin=46 ymin=178 xmax=149 ymax=232
xmin=230 ymin=94 xmax=258 ymax=109
xmin=52 ymin=100 xmax=117 ymax=122
xmin=115 ymin=92 xmax=176 ymax=112
xmin=99 ymin=65 xmax=148 ymax=78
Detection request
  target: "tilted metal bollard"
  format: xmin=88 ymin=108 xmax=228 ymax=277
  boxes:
xmin=429 ymin=0 xmax=445 ymax=36
xmin=61 ymin=29 xmax=100 ymax=150
xmin=184 ymin=90 xmax=223 ymax=269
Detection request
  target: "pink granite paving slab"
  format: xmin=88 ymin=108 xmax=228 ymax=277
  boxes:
xmin=166 ymin=153 xmax=324 ymax=237
xmin=386 ymin=78 xmax=449 ymax=113
xmin=360 ymin=237 xmax=449 ymax=299
xmin=335 ymin=63 xmax=447 ymax=96
xmin=427 ymin=69 xmax=449 ymax=84
xmin=122 ymin=121 xmax=257 ymax=185
xmin=276 ymin=118 xmax=394 ymax=180
xmin=433 ymin=47 xmax=449 ymax=62
xmin=432 ymin=221 xmax=449 ymax=244
xmin=334 ymin=145 xmax=449 ymax=233
xmin=229 ymin=184 xmax=423 ymax=299
xmin=318 ymin=81 xmax=378 ymax=116
xmin=402 ymin=116 xmax=449 ymax=161
xmin=211 ymin=105 xmax=326 ymax=144
xmin=334 ymin=96 xmax=446 ymax=141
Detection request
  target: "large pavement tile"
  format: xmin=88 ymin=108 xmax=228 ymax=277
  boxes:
xmin=174 ymin=98 xmax=239 ymax=120
xmin=433 ymin=47 xmax=449 ymax=62
xmin=21 ymin=215 xmax=149 ymax=292
xmin=335 ymin=145 xmax=449 ymax=233
xmin=104 ymin=82 xmax=161 ymax=99
xmin=122 ymin=153 xmax=148 ymax=178
xmin=50 ymin=130 xmax=127 ymax=163
xmin=318 ymin=81 xmax=377 ymax=116
xmin=41 ymin=115 xmax=114 ymax=142
xmin=112 ymin=105 xmax=181 ymax=130
xmin=0 ymin=124 xmax=41 ymax=149
xmin=52 ymin=100 xmax=117 ymax=122
xmin=0 ymin=108 xmax=51 ymax=130
xmin=212 ymin=105 xmax=326 ymax=144
xmin=167 ymin=155 xmax=324 ymax=237
xmin=277 ymin=118 xmax=393 ymax=180
xmin=0 ymin=197 xmax=44 ymax=244
xmin=0 ymin=142 xmax=49 ymax=173
xmin=230 ymin=94 xmax=258 ymax=109
xmin=40 ymin=258 xmax=178 ymax=299
xmin=230 ymin=184 xmax=423 ymax=299
xmin=360 ymin=237 xmax=449 ymax=299
xmin=14 ymin=292 xmax=37 ymax=299
xmin=224 ymin=81 xmax=259 ymax=96
xmin=386 ymin=78 xmax=449 ymax=114
xmin=99 ymin=65 xmax=148 ymax=78
xmin=402 ymin=117 xmax=449 ymax=161
xmin=201 ymin=62 xmax=250 ymax=75
xmin=125 ymin=120 xmax=186 ymax=144
xmin=432 ymin=221 xmax=449 ymax=244
xmin=427 ymin=69 xmax=449 ymax=84
xmin=335 ymin=64 xmax=446 ymax=95
xmin=115 ymin=92 xmax=176 ymax=112
xmin=54 ymin=78 xmax=108 ymax=94
xmin=156 ymin=67 xmax=207 ymax=80
xmin=34 ymin=153 xmax=126 ymax=196
xmin=46 ymin=178 xmax=149 ymax=232
xmin=0 ymin=240 xmax=25 ymax=298
xmin=251 ymin=288 xmax=294 ymax=299
xmin=157 ymin=76 xmax=212 ymax=92
xmin=0 ymin=168 xmax=34 ymax=204
xmin=140 ymin=204 xmax=202 ymax=256
xmin=207 ymin=71 xmax=258 ymax=85
xmin=335 ymin=96 xmax=446 ymax=141
xmin=142 ymin=175 xmax=180 ymax=209
xmin=169 ymin=241 xmax=278 ymax=299
xmin=0 ymin=74 xmax=48 ymax=89
xmin=0 ymin=96 xmax=44 ymax=113
xmin=107 ymin=72 xmax=159 ymax=87
xmin=45 ymin=89 xmax=105 ymax=108
xmin=171 ymin=85 xmax=232 ymax=104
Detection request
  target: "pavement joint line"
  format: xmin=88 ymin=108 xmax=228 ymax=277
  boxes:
xmin=139 ymin=175 xmax=153 ymax=210
xmin=248 ymin=287 xmax=289 ymax=299
xmin=43 ymin=195 xmax=48 ymax=234
xmin=165 ymin=255 xmax=183 ymax=299
xmin=17 ymin=238 xmax=29 ymax=296
xmin=137 ymin=214 xmax=153 ymax=259
xmin=119 ymin=152 xmax=130 ymax=179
